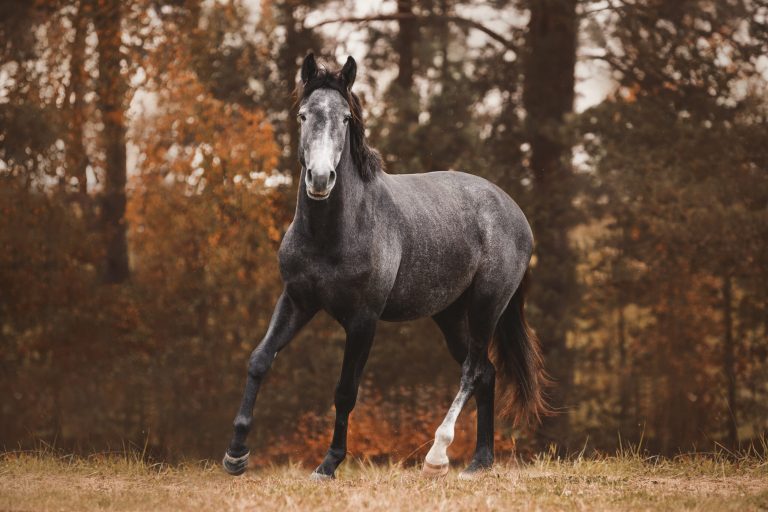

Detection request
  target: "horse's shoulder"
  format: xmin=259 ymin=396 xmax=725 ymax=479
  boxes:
xmin=277 ymin=224 xmax=307 ymax=270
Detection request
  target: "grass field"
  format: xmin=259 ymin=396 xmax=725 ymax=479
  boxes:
xmin=1 ymin=450 xmax=767 ymax=511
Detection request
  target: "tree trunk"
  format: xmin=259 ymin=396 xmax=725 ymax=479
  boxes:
xmin=395 ymin=0 xmax=416 ymax=96
xmin=382 ymin=0 xmax=420 ymax=173
xmin=617 ymin=301 xmax=634 ymax=434
xmin=94 ymin=0 xmax=129 ymax=283
xmin=66 ymin=0 xmax=90 ymax=198
xmin=277 ymin=2 xmax=301 ymax=179
xmin=723 ymin=274 xmax=738 ymax=448
xmin=269 ymin=2 xmax=306 ymax=232
xmin=522 ymin=0 xmax=578 ymax=451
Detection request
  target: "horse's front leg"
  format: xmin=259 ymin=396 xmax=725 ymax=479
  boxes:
xmin=223 ymin=291 xmax=315 ymax=475
xmin=311 ymin=315 xmax=377 ymax=479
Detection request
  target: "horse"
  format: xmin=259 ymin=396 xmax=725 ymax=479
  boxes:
xmin=222 ymin=53 xmax=546 ymax=479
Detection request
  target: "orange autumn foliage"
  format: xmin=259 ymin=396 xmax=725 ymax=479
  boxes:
xmin=128 ymin=39 xmax=284 ymax=294
xmin=263 ymin=387 xmax=519 ymax=466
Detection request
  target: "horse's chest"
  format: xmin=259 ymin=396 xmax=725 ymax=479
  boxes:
xmin=280 ymin=246 xmax=374 ymax=310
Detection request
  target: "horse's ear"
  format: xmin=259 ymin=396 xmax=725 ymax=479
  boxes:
xmin=301 ymin=52 xmax=318 ymax=84
xmin=340 ymin=56 xmax=356 ymax=89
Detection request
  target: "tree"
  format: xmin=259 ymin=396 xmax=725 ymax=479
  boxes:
xmin=577 ymin=0 xmax=768 ymax=450
xmin=65 ymin=0 xmax=91 ymax=197
xmin=94 ymin=0 xmax=129 ymax=283
xmin=522 ymin=0 xmax=579 ymax=450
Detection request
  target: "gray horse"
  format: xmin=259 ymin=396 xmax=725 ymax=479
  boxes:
xmin=223 ymin=53 xmax=546 ymax=479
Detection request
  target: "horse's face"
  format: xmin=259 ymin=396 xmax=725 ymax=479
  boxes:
xmin=298 ymin=89 xmax=351 ymax=201
xmin=297 ymin=53 xmax=357 ymax=201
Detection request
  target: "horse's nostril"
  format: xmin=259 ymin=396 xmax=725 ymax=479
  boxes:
xmin=329 ymin=170 xmax=336 ymax=182
xmin=307 ymin=168 xmax=313 ymax=181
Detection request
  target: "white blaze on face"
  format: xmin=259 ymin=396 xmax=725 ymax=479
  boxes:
xmin=322 ymin=95 xmax=344 ymax=170
xmin=308 ymin=94 xmax=337 ymax=175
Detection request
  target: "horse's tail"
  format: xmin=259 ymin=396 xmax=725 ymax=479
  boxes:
xmin=490 ymin=269 xmax=549 ymax=425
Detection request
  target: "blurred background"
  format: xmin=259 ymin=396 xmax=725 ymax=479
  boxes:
xmin=1 ymin=0 xmax=767 ymax=464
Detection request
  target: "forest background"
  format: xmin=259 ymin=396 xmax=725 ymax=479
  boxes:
xmin=1 ymin=0 xmax=767 ymax=464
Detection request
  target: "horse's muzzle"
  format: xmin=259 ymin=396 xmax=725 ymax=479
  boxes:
xmin=306 ymin=168 xmax=336 ymax=200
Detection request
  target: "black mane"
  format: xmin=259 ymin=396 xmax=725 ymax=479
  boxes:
xmin=296 ymin=66 xmax=383 ymax=181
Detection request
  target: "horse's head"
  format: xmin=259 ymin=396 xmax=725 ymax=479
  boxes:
xmin=296 ymin=53 xmax=357 ymax=201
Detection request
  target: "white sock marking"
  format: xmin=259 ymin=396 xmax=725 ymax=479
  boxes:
xmin=425 ymin=387 xmax=471 ymax=466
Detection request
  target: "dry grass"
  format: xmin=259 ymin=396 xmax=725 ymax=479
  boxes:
xmin=1 ymin=449 xmax=767 ymax=511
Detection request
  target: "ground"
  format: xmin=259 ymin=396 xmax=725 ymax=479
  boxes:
xmin=1 ymin=452 xmax=766 ymax=511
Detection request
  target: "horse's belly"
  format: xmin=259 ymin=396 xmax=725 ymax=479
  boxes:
xmin=379 ymin=261 xmax=476 ymax=321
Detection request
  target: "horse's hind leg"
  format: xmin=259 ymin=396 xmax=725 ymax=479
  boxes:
xmin=422 ymin=340 xmax=494 ymax=477
xmin=462 ymin=355 xmax=495 ymax=478
xmin=424 ymin=304 xmax=468 ymax=476
xmin=432 ymin=299 xmax=469 ymax=365
xmin=424 ymin=295 xmax=503 ymax=478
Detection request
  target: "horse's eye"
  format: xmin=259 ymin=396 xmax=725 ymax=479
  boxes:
xmin=343 ymin=114 xmax=351 ymax=124
xmin=298 ymin=113 xmax=306 ymax=122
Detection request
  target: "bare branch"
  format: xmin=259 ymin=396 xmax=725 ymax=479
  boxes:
xmin=306 ymin=13 xmax=517 ymax=51
xmin=580 ymin=0 xmax=630 ymax=17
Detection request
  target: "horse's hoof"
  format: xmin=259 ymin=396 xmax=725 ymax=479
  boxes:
xmin=421 ymin=460 xmax=449 ymax=477
xmin=309 ymin=471 xmax=334 ymax=481
xmin=222 ymin=450 xmax=250 ymax=476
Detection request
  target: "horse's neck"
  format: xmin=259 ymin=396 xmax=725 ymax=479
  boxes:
xmin=296 ymin=156 xmax=367 ymax=245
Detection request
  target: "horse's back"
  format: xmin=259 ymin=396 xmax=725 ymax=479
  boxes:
xmin=377 ymin=171 xmax=533 ymax=321
xmin=382 ymin=170 xmax=532 ymax=255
